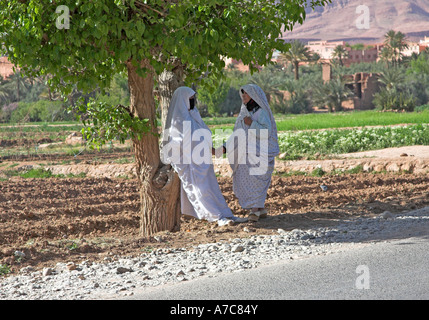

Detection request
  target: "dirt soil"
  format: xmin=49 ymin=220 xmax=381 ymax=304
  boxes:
xmin=1 ymin=146 xmax=429 ymax=275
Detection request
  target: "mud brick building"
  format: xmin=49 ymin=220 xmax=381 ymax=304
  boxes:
xmin=343 ymin=47 xmax=380 ymax=66
xmin=322 ymin=63 xmax=380 ymax=111
xmin=343 ymin=72 xmax=381 ymax=110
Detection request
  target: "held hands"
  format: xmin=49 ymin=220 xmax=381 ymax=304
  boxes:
xmin=243 ymin=116 xmax=253 ymax=126
xmin=212 ymin=146 xmax=226 ymax=158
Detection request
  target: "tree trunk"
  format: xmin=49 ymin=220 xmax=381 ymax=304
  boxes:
xmin=127 ymin=59 xmax=181 ymax=236
xmin=294 ymin=61 xmax=299 ymax=80
xmin=157 ymin=60 xmax=185 ymax=131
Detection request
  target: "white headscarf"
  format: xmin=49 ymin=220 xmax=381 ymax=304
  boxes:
xmin=161 ymin=86 xmax=211 ymax=166
xmin=238 ymin=84 xmax=279 ymax=158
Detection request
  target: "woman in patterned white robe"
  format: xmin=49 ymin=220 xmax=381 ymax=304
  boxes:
xmin=225 ymin=84 xmax=279 ymax=222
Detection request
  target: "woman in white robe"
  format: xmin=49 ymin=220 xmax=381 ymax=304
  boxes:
xmin=224 ymin=84 xmax=279 ymax=222
xmin=162 ymin=86 xmax=247 ymax=226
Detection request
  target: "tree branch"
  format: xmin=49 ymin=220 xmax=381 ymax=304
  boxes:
xmin=134 ymin=1 xmax=166 ymax=17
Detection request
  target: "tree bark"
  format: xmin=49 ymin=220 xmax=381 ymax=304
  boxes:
xmin=157 ymin=60 xmax=185 ymax=131
xmin=127 ymin=59 xmax=181 ymax=236
xmin=294 ymin=61 xmax=299 ymax=80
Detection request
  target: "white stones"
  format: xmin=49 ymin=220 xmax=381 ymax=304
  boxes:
xmin=42 ymin=267 xmax=54 ymax=277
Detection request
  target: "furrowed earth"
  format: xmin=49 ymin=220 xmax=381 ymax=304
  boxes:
xmin=1 ymin=145 xmax=429 ymax=275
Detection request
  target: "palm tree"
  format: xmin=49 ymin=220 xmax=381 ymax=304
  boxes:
xmin=283 ymin=79 xmax=311 ymax=114
xmin=249 ymin=65 xmax=284 ymax=104
xmin=332 ymin=45 xmax=349 ymax=67
xmin=313 ymin=78 xmax=354 ymax=112
xmin=379 ymin=46 xmax=395 ymax=69
xmin=2 ymin=72 xmax=29 ymax=102
xmin=383 ymin=30 xmax=408 ymax=67
xmin=0 ymin=79 xmax=10 ymax=104
xmin=278 ymin=40 xmax=313 ymax=80
xmin=378 ymin=67 xmax=405 ymax=91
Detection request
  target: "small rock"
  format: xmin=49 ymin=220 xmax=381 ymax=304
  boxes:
xmin=20 ymin=266 xmax=35 ymax=274
xmin=14 ymin=251 xmax=26 ymax=259
xmin=153 ymin=236 xmax=163 ymax=243
xmin=232 ymin=245 xmax=245 ymax=253
xmin=381 ymin=211 xmax=394 ymax=219
xmin=42 ymin=267 xmax=54 ymax=276
xmin=66 ymin=262 xmax=77 ymax=271
xmin=116 ymin=267 xmax=133 ymax=274
xmin=176 ymin=270 xmax=185 ymax=277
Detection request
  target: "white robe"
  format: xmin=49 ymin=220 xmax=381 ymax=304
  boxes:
xmin=162 ymin=86 xmax=234 ymax=222
xmin=226 ymin=84 xmax=279 ymax=209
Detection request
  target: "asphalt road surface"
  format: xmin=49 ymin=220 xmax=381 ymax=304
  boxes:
xmin=126 ymin=235 xmax=429 ymax=300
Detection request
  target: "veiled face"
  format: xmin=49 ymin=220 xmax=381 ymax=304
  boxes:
xmin=241 ymin=90 xmax=251 ymax=104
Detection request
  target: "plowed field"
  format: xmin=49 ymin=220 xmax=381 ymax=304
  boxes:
xmin=1 ymin=147 xmax=429 ymax=275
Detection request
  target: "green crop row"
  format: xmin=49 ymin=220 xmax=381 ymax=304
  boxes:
xmin=277 ymin=124 xmax=429 ymax=160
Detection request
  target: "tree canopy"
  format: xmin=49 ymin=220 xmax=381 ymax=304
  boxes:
xmin=1 ymin=0 xmax=330 ymax=94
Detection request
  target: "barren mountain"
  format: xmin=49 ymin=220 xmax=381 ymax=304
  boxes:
xmin=283 ymin=0 xmax=429 ymax=43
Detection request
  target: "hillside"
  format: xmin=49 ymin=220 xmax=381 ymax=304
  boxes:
xmin=283 ymin=0 xmax=429 ymax=43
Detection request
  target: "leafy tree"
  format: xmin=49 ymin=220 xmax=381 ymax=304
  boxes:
xmin=408 ymin=50 xmax=429 ymax=75
xmin=350 ymin=43 xmax=364 ymax=50
xmin=198 ymin=77 xmax=230 ymax=115
xmin=0 ymin=0 xmax=330 ymax=235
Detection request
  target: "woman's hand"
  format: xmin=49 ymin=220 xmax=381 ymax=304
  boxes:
xmin=244 ymin=116 xmax=253 ymax=126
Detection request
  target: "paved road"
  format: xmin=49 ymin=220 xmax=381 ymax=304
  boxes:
xmin=126 ymin=236 xmax=429 ymax=300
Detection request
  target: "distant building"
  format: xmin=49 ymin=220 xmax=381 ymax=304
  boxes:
xmin=396 ymin=37 xmax=429 ymax=57
xmin=418 ymin=36 xmax=429 ymax=52
xmin=343 ymin=72 xmax=381 ymax=110
xmin=306 ymin=41 xmax=380 ymax=66
xmin=0 ymin=56 xmax=15 ymax=79
xmin=323 ymin=63 xmax=380 ymax=111
xmin=224 ymin=58 xmax=250 ymax=72
xmin=343 ymin=46 xmax=380 ymax=66
xmin=420 ymin=36 xmax=429 ymax=46
xmin=306 ymin=40 xmax=346 ymax=60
